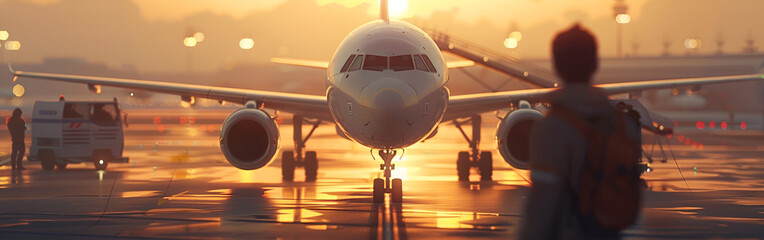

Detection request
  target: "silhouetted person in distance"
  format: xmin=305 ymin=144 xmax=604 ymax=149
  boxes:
xmin=518 ymin=24 xmax=639 ymax=239
xmin=7 ymin=108 xmax=27 ymax=171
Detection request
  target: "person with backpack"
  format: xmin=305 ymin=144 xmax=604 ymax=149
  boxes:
xmin=518 ymin=24 xmax=642 ymax=239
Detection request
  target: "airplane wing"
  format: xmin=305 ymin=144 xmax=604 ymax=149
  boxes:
xmin=11 ymin=69 xmax=333 ymax=121
xmin=271 ymin=57 xmax=474 ymax=69
xmin=444 ymin=74 xmax=764 ymax=121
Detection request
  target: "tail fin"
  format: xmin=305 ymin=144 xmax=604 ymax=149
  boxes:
xmin=380 ymin=0 xmax=389 ymax=22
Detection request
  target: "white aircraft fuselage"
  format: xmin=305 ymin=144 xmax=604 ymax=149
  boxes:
xmin=326 ymin=20 xmax=449 ymax=149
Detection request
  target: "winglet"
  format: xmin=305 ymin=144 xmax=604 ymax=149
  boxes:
xmin=380 ymin=0 xmax=389 ymax=23
xmin=8 ymin=64 xmax=19 ymax=82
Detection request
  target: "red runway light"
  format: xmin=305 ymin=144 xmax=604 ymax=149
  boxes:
xmin=740 ymin=121 xmax=747 ymax=130
xmin=696 ymin=121 xmax=705 ymax=129
xmin=153 ymin=116 xmax=161 ymax=125
xmin=709 ymin=121 xmax=716 ymax=129
xmin=721 ymin=121 xmax=728 ymax=129
xmin=685 ymin=138 xmax=692 ymax=145
xmin=677 ymin=135 xmax=685 ymax=142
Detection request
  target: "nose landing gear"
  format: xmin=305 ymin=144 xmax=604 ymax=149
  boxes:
xmin=373 ymin=149 xmax=403 ymax=203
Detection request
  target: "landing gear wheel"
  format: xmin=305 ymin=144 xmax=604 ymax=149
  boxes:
xmin=457 ymin=151 xmax=470 ymax=181
xmin=282 ymin=151 xmax=295 ymax=182
xmin=304 ymin=151 xmax=318 ymax=182
xmin=56 ymin=163 xmax=67 ymax=170
xmin=479 ymin=151 xmax=493 ymax=181
xmin=40 ymin=151 xmax=56 ymax=171
xmin=391 ymin=178 xmax=403 ymax=203
xmin=373 ymin=178 xmax=385 ymax=203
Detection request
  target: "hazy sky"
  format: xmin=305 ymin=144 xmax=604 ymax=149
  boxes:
xmin=1 ymin=0 xmax=761 ymax=73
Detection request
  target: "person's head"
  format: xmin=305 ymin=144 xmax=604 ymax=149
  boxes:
xmin=552 ymin=24 xmax=598 ymax=85
xmin=12 ymin=108 xmax=22 ymax=118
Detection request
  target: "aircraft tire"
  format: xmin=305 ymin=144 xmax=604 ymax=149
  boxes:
xmin=304 ymin=151 xmax=318 ymax=182
xmin=457 ymin=151 xmax=470 ymax=181
xmin=479 ymin=151 xmax=493 ymax=181
xmin=391 ymin=178 xmax=403 ymax=203
xmin=373 ymin=178 xmax=384 ymax=203
xmin=282 ymin=151 xmax=295 ymax=182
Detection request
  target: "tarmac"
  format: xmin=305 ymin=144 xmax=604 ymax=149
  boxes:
xmin=0 ymin=108 xmax=762 ymax=239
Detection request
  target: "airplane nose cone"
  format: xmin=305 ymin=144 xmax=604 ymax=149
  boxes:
xmin=372 ymin=89 xmax=406 ymax=111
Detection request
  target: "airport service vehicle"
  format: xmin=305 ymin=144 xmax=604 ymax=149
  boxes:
xmin=29 ymin=98 xmax=128 ymax=171
xmin=11 ymin=1 xmax=763 ymax=203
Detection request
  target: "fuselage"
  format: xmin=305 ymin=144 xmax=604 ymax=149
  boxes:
xmin=326 ymin=20 xmax=449 ymax=149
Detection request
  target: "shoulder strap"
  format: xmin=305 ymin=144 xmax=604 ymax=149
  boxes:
xmin=551 ymin=105 xmax=597 ymax=141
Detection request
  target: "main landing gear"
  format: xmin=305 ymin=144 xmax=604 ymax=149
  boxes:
xmin=282 ymin=115 xmax=321 ymax=182
xmin=373 ymin=149 xmax=403 ymax=204
xmin=453 ymin=115 xmax=493 ymax=182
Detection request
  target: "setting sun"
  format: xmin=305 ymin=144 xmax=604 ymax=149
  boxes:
xmin=388 ymin=0 xmax=408 ymax=18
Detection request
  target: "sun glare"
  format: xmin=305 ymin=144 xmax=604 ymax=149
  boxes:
xmin=388 ymin=0 xmax=408 ymax=18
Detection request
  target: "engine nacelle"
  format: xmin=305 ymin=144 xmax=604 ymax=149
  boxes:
xmin=220 ymin=108 xmax=280 ymax=170
xmin=496 ymin=107 xmax=543 ymax=170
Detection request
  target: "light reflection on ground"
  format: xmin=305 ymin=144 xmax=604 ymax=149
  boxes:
xmin=0 ymin=109 xmax=761 ymax=239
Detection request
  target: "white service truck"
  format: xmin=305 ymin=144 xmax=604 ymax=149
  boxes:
xmin=29 ymin=98 xmax=128 ymax=170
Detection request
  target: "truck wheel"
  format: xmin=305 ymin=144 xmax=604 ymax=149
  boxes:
xmin=40 ymin=151 xmax=56 ymax=171
xmin=93 ymin=152 xmax=110 ymax=171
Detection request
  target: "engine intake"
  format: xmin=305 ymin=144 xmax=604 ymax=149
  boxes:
xmin=496 ymin=107 xmax=543 ymax=170
xmin=220 ymin=108 xmax=280 ymax=170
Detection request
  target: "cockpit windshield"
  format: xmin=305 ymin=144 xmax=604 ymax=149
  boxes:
xmin=389 ymin=55 xmax=414 ymax=71
xmin=363 ymin=55 xmax=388 ymax=71
xmin=340 ymin=54 xmax=437 ymax=73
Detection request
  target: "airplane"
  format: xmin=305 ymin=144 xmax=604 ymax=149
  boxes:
xmin=9 ymin=0 xmax=764 ymax=203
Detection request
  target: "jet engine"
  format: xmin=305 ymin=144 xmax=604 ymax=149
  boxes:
xmin=496 ymin=102 xmax=544 ymax=170
xmin=220 ymin=107 xmax=280 ymax=170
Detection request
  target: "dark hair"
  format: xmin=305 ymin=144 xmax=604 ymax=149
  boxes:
xmin=552 ymin=24 xmax=598 ymax=84
xmin=12 ymin=108 xmax=22 ymax=118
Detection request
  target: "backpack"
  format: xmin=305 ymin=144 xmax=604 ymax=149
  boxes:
xmin=552 ymin=105 xmax=642 ymax=232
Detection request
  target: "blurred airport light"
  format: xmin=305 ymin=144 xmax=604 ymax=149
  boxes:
xmin=12 ymin=84 xmax=24 ymax=97
xmin=183 ymin=37 xmax=197 ymax=47
xmin=684 ymin=38 xmax=702 ymax=49
xmin=239 ymin=38 xmax=254 ymax=50
xmin=509 ymin=31 xmax=523 ymax=41
xmin=503 ymin=38 xmax=518 ymax=49
xmin=4 ymin=40 xmax=21 ymax=51
xmin=0 ymin=30 xmax=8 ymax=41
xmin=504 ymin=31 xmax=522 ymax=49
xmin=613 ymin=0 xmax=629 ymax=58
xmin=615 ymin=14 xmax=631 ymax=24
xmin=193 ymin=32 xmax=205 ymax=43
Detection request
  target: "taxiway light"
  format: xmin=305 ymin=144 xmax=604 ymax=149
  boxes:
xmin=0 ymin=30 xmax=8 ymax=41
xmin=12 ymin=84 xmax=24 ymax=97
xmin=615 ymin=14 xmax=631 ymax=24
xmin=183 ymin=37 xmax=197 ymax=47
xmin=239 ymin=38 xmax=254 ymax=50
